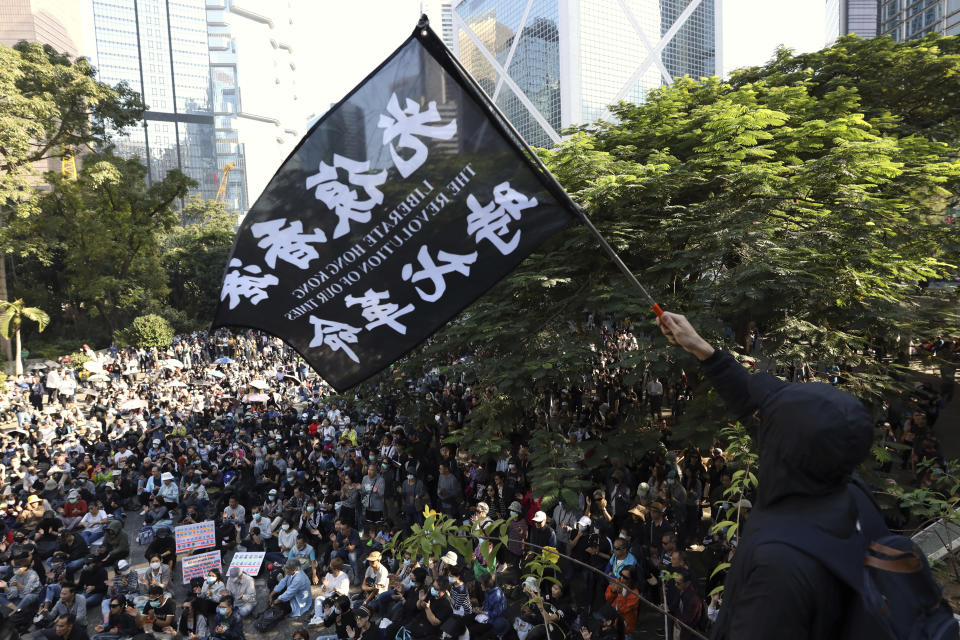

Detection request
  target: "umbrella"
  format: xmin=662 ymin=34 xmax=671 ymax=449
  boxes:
xmin=43 ymin=360 xmax=59 ymax=368
xmin=283 ymin=374 xmax=302 ymax=383
xmin=162 ymin=359 xmax=184 ymax=369
xmin=244 ymin=393 xmax=268 ymax=403
xmin=87 ymin=374 xmax=110 ymax=383
xmin=167 ymin=381 xmax=188 ymax=388
xmin=207 ymin=370 xmax=226 ymax=379
xmin=83 ymin=361 xmax=103 ymax=373
xmin=76 ymin=389 xmax=99 ymax=397
xmin=27 ymin=362 xmax=47 ymax=370
xmin=214 ymin=357 xmax=235 ymax=364
xmin=119 ymin=399 xmax=148 ymax=411
xmin=249 ymin=380 xmax=269 ymax=390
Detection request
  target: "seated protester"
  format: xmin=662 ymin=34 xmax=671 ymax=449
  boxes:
xmin=467 ymin=574 xmax=508 ymax=640
xmin=55 ymin=531 xmax=88 ymax=578
xmin=287 ymin=535 xmax=318 ymax=585
xmin=180 ymin=505 xmax=204 ymax=526
xmin=176 ymin=596 xmax=209 ymax=640
xmin=93 ymin=595 xmax=138 ymax=640
xmin=248 ymin=506 xmax=273 ymax=540
xmin=179 ymin=477 xmax=209 ymax=521
xmin=445 ymin=565 xmax=470 ymax=617
xmin=239 ymin=526 xmax=266 ymax=552
xmin=328 ymin=520 xmax=360 ymax=579
xmin=275 ymin=520 xmax=298 ymax=557
xmin=139 ymin=555 xmax=172 ymax=595
xmin=537 ymin=582 xmax=575 ymax=640
xmin=394 ymin=567 xmax=429 ymax=626
xmin=92 ymin=520 xmax=128 ymax=567
xmin=225 ymin=567 xmax=256 ymax=618
xmin=30 ymin=613 xmax=88 ymax=640
xmin=144 ymin=496 xmax=172 ymax=530
xmin=157 ymin=473 xmax=179 ymax=511
xmin=136 ymin=585 xmax=176 ymax=640
xmin=60 ymin=492 xmax=86 ymax=530
xmin=347 ymin=605 xmax=381 ymax=640
xmin=387 ymin=575 xmax=455 ymax=640
xmin=360 ymin=551 xmax=389 ymax=603
xmin=31 ymin=582 xmax=86 ymax=631
xmin=604 ymin=567 xmax=640 ymax=640
xmin=76 ymin=503 xmax=108 ymax=546
xmin=77 ymin=555 xmax=109 ymax=610
xmin=144 ymin=527 xmax=176 ymax=569
xmin=319 ymin=594 xmax=355 ymax=639
xmin=317 ymin=557 xmax=350 ymax=606
xmin=209 ymin=594 xmax=244 ymax=640
xmin=199 ymin=569 xmax=227 ymax=605
xmin=98 ymin=483 xmax=123 ymax=521
xmin=222 ymin=496 xmax=246 ymax=528
xmin=268 ymin=558 xmax=312 ymax=618
xmin=0 ymin=557 xmax=42 ymax=615
xmin=100 ymin=560 xmax=139 ymax=626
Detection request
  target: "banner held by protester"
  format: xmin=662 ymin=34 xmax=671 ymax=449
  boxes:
xmin=211 ymin=19 xmax=579 ymax=391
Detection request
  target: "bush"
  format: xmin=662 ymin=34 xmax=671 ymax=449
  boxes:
xmin=114 ymin=314 xmax=174 ymax=348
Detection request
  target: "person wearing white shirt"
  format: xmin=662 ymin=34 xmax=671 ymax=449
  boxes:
xmin=78 ymin=503 xmax=109 ymax=544
xmin=318 ymin=557 xmax=350 ymax=602
xmin=646 ymin=377 xmax=664 ymax=419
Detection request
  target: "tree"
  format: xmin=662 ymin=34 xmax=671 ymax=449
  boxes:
xmin=0 ymin=299 xmax=49 ymax=375
xmin=7 ymin=152 xmax=193 ymax=338
xmin=162 ymin=197 xmax=236 ymax=328
xmin=391 ymin=37 xmax=960 ymax=502
xmin=115 ymin=313 xmax=173 ymax=349
xmin=0 ymin=41 xmax=144 ymax=358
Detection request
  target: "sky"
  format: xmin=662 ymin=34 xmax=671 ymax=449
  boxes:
xmin=294 ymin=0 xmax=827 ymax=123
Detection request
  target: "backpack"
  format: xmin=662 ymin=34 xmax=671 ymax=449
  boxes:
xmin=748 ymin=480 xmax=958 ymax=640
xmin=136 ymin=525 xmax=155 ymax=546
xmin=253 ymin=604 xmax=288 ymax=632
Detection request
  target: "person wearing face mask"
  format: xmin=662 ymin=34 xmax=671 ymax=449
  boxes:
xmin=345 ymin=605 xmax=379 ymax=640
xmin=604 ymin=567 xmax=639 ymax=640
xmin=225 ymin=567 xmax=256 ymax=618
xmin=139 ymin=555 xmax=171 ymax=595
xmin=179 ymin=476 xmax=209 ymax=521
xmin=136 ymin=585 xmax=176 ymax=639
xmin=399 ymin=469 xmax=425 ymax=528
xmin=209 ymin=594 xmax=244 ymax=640
xmin=276 ymin=520 xmax=298 ymax=557
xmin=298 ymin=502 xmax=322 ymax=547
xmin=317 ymin=557 xmax=350 ymax=605
xmin=389 ymin=575 xmax=454 ymax=640
xmin=144 ymin=527 xmax=175 ymax=570
xmin=248 ymin=506 xmax=274 ymax=541
xmin=199 ymin=569 xmax=226 ymax=604
xmin=261 ymin=488 xmax=283 ymax=525
xmin=76 ymin=555 xmax=108 ymax=610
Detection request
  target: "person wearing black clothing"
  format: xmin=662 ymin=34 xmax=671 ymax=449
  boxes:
xmin=93 ymin=596 xmax=137 ymax=640
xmin=77 ymin=557 xmax=108 ymax=610
xmin=239 ymin=527 xmax=266 ymax=552
xmin=346 ymin=606 xmax=381 ymax=640
xmin=657 ymin=312 xmax=878 ymax=640
xmin=33 ymin=614 xmax=87 ymax=640
xmin=388 ymin=576 xmax=454 ymax=640
xmin=145 ymin=527 xmax=176 ymax=569
xmin=320 ymin=595 xmax=355 ymax=639
xmin=209 ymin=595 xmax=244 ymax=640
xmin=137 ymin=586 xmax=176 ymax=638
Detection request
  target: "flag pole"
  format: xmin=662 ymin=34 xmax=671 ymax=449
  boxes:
xmin=416 ymin=16 xmax=663 ymax=318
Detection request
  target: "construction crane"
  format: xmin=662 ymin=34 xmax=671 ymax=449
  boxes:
xmin=61 ymin=146 xmax=77 ymax=181
xmin=216 ymin=162 xmax=235 ymax=202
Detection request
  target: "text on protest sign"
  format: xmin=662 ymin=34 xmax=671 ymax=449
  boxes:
xmin=228 ymin=552 xmax=266 ymax=577
xmin=175 ymin=521 xmax=217 ymax=554
xmin=182 ymin=550 xmax=222 ymax=585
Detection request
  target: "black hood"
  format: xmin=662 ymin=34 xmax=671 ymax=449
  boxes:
xmin=702 ymin=351 xmax=873 ymax=510
xmin=753 ymin=381 xmax=873 ymax=508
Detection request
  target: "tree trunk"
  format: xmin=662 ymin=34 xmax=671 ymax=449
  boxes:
xmin=14 ymin=327 xmax=22 ymax=377
xmin=0 ymin=257 xmax=11 ymax=363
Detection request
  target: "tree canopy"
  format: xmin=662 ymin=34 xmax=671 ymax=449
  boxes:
xmin=384 ymin=35 xmax=960 ymax=503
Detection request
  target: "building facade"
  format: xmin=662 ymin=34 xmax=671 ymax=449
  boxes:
xmin=91 ymin=0 xmax=218 ymax=200
xmin=0 ymin=0 xmax=86 ymax=55
xmin=880 ymin=0 xmax=960 ymax=40
xmin=826 ymin=0 xmax=880 ymax=44
xmin=452 ymin=0 xmax=720 ymax=148
xmin=206 ymin=0 xmax=302 ymax=215
xmin=422 ymin=0 xmax=456 ymax=50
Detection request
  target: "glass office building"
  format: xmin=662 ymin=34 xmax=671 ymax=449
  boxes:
xmin=826 ymin=0 xmax=879 ymax=45
xmin=92 ymin=0 xmax=218 ymax=200
xmin=452 ymin=0 xmax=719 ymax=148
xmin=880 ymin=0 xmax=960 ymax=40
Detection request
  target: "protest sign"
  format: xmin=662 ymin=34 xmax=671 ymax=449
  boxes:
xmin=228 ymin=551 xmax=266 ymax=577
xmin=182 ymin=550 xmax=221 ymax=584
xmin=175 ymin=521 xmax=217 ymax=553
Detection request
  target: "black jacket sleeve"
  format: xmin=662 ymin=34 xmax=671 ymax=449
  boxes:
xmin=701 ymin=351 xmax=788 ymax=434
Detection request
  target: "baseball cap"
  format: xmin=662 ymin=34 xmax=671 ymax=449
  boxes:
xmin=532 ymin=510 xmax=546 ymax=523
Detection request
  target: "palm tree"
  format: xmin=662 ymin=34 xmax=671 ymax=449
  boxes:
xmin=0 ymin=299 xmax=50 ymax=376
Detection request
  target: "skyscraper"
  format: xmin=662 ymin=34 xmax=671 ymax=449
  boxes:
xmin=452 ymin=0 xmax=720 ymax=148
xmin=880 ymin=0 xmax=960 ymax=40
xmin=206 ymin=0 xmax=302 ymax=215
xmin=826 ymin=0 xmax=879 ymax=45
xmin=0 ymin=0 xmax=86 ymax=55
xmin=91 ymin=0 xmax=218 ymax=200
xmin=422 ymin=0 xmax=456 ymax=50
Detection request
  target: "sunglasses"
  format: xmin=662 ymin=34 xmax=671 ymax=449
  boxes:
xmin=109 ymin=603 xmax=120 ymax=608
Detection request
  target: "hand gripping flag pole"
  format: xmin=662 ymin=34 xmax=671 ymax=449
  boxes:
xmin=420 ymin=16 xmax=664 ymax=319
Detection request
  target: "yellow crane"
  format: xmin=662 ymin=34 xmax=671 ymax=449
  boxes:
xmin=216 ymin=162 xmax=235 ymax=202
xmin=61 ymin=146 xmax=77 ymax=181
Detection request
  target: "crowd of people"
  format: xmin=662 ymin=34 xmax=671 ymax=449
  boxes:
xmin=0 ymin=321 xmax=952 ymax=640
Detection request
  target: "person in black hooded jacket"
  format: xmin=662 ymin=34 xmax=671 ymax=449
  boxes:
xmin=657 ymin=311 xmax=877 ymax=640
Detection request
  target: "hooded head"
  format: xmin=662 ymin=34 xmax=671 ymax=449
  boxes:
xmin=107 ymin=519 xmax=123 ymax=534
xmin=754 ymin=382 xmax=872 ymax=508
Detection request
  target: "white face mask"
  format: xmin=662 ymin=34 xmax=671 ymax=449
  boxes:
xmin=150 ymin=562 xmax=161 ymax=571
xmin=281 ymin=524 xmax=290 ymax=531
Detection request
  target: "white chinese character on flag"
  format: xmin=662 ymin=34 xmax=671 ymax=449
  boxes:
xmin=466 ymin=182 xmax=539 ymax=255
xmin=250 ymin=218 xmax=326 ymax=269
xmin=305 ymin=154 xmax=387 ymax=239
xmin=345 ymin=289 xmax=415 ymax=335
xmin=220 ymin=259 xmax=279 ymax=309
xmin=401 ymin=245 xmax=478 ymax=303
xmin=307 ymin=317 xmax=362 ymax=364
xmin=378 ymin=94 xmax=457 ymax=178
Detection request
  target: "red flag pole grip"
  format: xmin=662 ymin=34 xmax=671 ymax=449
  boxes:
xmin=651 ymin=304 xmax=663 ymax=317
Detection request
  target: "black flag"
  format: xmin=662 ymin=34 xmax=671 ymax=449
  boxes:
xmin=211 ymin=21 xmax=579 ymax=391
